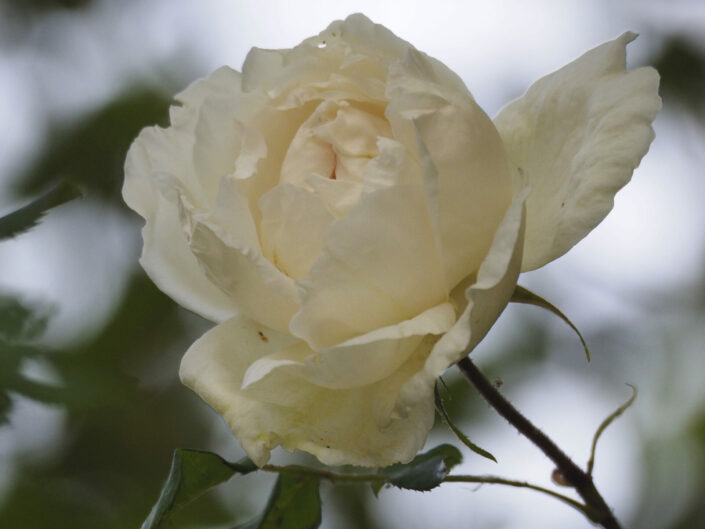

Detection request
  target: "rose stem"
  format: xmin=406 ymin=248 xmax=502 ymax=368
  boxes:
xmin=456 ymin=356 xmax=622 ymax=529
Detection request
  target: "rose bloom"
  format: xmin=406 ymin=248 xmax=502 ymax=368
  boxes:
xmin=123 ymin=14 xmax=660 ymax=467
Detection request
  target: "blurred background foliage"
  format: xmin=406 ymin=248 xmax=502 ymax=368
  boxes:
xmin=1 ymin=1 xmax=704 ymax=528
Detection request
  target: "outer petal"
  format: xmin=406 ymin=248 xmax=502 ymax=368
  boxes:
xmin=493 ymin=32 xmax=661 ymax=271
xmin=396 ymin=186 xmax=527 ymax=416
xmin=179 ymin=315 xmax=436 ymax=467
xmin=289 ymin=184 xmax=447 ymax=350
xmin=243 ymin=301 xmax=456 ymax=390
xmin=123 ymin=131 xmax=238 ymax=322
xmin=386 ymin=47 xmax=513 ymax=291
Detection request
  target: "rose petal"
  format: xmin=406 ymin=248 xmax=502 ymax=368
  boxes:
xmin=171 ymin=66 xmax=243 ymax=128
xmin=289 ymin=184 xmax=447 ymax=350
xmin=305 ymin=175 xmax=362 ymax=217
xmin=123 ymin=130 xmax=238 ymax=322
xmin=384 ymin=48 xmax=513 ymax=291
xmin=188 ymin=219 xmax=299 ymax=332
xmin=179 ymin=314 xmax=435 ymax=467
xmin=493 ymin=32 xmax=661 ymax=271
xmin=243 ymin=301 xmax=456 ymax=390
xmin=396 ymin=186 xmax=527 ymax=416
xmin=315 ymin=104 xmax=391 ymax=157
xmin=412 ymin=100 xmax=513 ymax=290
xmin=258 ymin=184 xmax=335 ymax=279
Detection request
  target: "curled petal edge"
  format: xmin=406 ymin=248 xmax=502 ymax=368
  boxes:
xmin=395 ymin=186 xmax=528 ymax=417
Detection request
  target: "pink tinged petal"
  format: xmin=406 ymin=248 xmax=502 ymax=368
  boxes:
xmin=258 ymin=184 xmax=335 ymax=279
xmin=493 ymin=32 xmax=662 ymax=271
xmin=123 ymin=131 xmax=238 ymax=323
xmin=188 ymin=220 xmax=299 ymax=333
xmin=396 ymin=187 xmax=528 ymax=416
xmin=289 ymin=184 xmax=447 ymax=350
xmin=243 ymin=301 xmax=455 ymax=390
xmin=180 ymin=314 xmax=435 ymax=467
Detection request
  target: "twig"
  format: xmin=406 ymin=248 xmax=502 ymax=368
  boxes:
xmin=456 ymin=357 xmax=621 ymax=529
xmin=262 ymin=463 xmax=595 ymax=518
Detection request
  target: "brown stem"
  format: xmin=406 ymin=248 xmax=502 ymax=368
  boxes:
xmin=456 ymin=357 xmax=622 ymax=529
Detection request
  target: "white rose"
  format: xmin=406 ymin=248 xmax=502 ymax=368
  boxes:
xmin=123 ymin=14 xmax=660 ymax=467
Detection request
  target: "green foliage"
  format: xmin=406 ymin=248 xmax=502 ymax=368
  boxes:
xmin=142 ymin=450 xmax=323 ymax=529
xmin=587 ymin=384 xmax=637 ymax=475
xmin=510 ymin=285 xmax=591 ymax=362
xmin=142 ymin=450 xmax=257 ymax=529
xmin=0 ymin=296 xmax=54 ymax=425
xmin=13 ymin=89 xmax=171 ymax=202
xmin=0 ymin=274 xmax=234 ymax=529
xmin=435 ymin=383 xmax=496 ymax=462
xmin=653 ymin=37 xmax=705 ymax=119
xmin=256 ymin=474 xmax=322 ymax=529
xmin=0 ymin=181 xmax=83 ymax=240
xmin=1 ymin=0 xmax=92 ymax=14
xmin=374 ymin=444 xmax=462 ymax=494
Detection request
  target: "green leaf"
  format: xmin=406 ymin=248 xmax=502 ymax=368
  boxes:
xmin=586 ymin=384 xmax=637 ymax=475
xmin=0 ymin=392 xmax=11 ymax=426
xmin=141 ymin=449 xmax=256 ymax=529
xmin=258 ymin=473 xmax=321 ymax=529
xmin=434 ymin=384 xmax=496 ymax=462
xmin=0 ymin=181 xmax=82 ymax=240
xmin=379 ymin=444 xmax=462 ymax=493
xmin=510 ymin=285 xmax=591 ymax=362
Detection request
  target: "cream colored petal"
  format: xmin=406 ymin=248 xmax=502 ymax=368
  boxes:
xmin=315 ymin=105 xmax=391 ymax=157
xmin=385 ymin=46 xmax=513 ymax=291
xmin=191 ymin=99 xmax=246 ymax=204
xmin=305 ymin=175 xmax=362 ymax=217
xmin=258 ymin=184 xmax=335 ymax=279
xmin=362 ymin=137 xmax=421 ymax=190
xmin=279 ymin=101 xmax=338 ymax=187
xmin=209 ymin=175 xmax=261 ymax=252
xmin=244 ymin=301 xmax=455 ymax=390
xmin=171 ymin=66 xmax=243 ymax=128
xmin=387 ymin=47 xmax=472 ymax=108
xmin=412 ymin=101 xmax=513 ymax=290
xmin=188 ymin=219 xmax=299 ymax=333
xmin=289 ymin=184 xmax=447 ymax=350
xmin=396 ymin=187 xmax=527 ymax=416
xmin=180 ymin=315 xmax=435 ymax=467
xmin=123 ymin=131 xmax=238 ymax=323
xmin=493 ymin=32 xmax=661 ymax=271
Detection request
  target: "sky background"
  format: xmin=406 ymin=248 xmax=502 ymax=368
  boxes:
xmin=1 ymin=1 xmax=704 ymax=528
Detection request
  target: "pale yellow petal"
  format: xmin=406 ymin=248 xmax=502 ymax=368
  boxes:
xmin=180 ymin=315 xmax=435 ymax=467
xmin=385 ymin=46 xmax=513 ymax=290
xmin=493 ymin=32 xmax=661 ymax=271
xmin=188 ymin=220 xmax=299 ymax=333
xmin=412 ymin=100 xmax=513 ymax=290
xmin=243 ymin=302 xmax=455 ymax=390
xmin=289 ymin=184 xmax=447 ymax=350
xmin=258 ymin=184 xmax=335 ymax=279
xmin=396 ymin=187 xmax=527 ymax=416
xmin=123 ymin=130 xmax=238 ymax=322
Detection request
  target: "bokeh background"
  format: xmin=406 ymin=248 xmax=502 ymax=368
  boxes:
xmin=1 ymin=1 xmax=704 ymax=528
